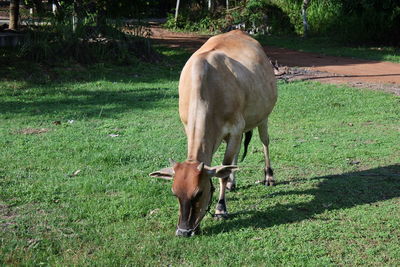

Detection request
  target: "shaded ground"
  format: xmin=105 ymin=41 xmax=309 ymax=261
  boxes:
xmin=151 ymin=25 xmax=400 ymax=95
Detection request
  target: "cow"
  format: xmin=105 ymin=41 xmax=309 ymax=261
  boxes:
xmin=149 ymin=30 xmax=277 ymax=237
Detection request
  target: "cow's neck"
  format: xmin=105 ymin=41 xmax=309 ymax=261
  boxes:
xmin=186 ymin=95 xmax=216 ymax=166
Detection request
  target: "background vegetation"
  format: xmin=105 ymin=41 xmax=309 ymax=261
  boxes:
xmin=2 ymin=0 xmax=175 ymax=64
xmin=273 ymin=0 xmax=400 ymax=45
xmin=2 ymin=0 xmax=399 ymax=65
xmin=166 ymin=0 xmax=400 ymax=45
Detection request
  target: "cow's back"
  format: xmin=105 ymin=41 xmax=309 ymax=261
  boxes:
xmin=179 ymin=30 xmax=277 ymax=132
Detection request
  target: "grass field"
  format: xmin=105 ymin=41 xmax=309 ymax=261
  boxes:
xmin=1 ymin=48 xmax=400 ymax=265
xmin=257 ymin=35 xmax=400 ymax=63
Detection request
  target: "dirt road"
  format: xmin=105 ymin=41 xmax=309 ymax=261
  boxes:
xmin=151 ymin=26 xmax=400 ymax=95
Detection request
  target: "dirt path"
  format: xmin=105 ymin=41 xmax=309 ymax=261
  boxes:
xmin=151 ymin=26 xmax=400 ymax=95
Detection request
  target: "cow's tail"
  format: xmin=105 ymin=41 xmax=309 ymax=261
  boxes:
xmin=241 ymin=130 xmax=253 ymax=162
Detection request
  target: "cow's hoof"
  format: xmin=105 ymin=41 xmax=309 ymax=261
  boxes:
xmin=194 ymin=226 xmax=201 ymax=235
xmin=265 ymin=180 xmax=275 ymax=186
xmin=226 ymin=182 xmax=236 ymax=191
xmin=214 ymin=213 xmax=228 ymax=220
xmin=256 ymin=179 xmax=275 ymax=186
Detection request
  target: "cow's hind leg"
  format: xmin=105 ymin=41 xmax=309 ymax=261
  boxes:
xmin=258 ymin=119 xmax=275 ymax=186
xmin=215 ymin=134 xmax=241 ymax=219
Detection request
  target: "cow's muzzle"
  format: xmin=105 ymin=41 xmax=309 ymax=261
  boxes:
xmin=176 ymin=228 xmax=195 ymax=237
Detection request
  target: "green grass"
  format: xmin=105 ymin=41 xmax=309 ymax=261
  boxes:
xmin=1 ymin=49 xmax=400 ymax=265
xmin=257 ymin=35 xmax=400 ymax=63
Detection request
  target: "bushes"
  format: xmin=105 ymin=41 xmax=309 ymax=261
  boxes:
xmin=18 ymin=19 xmax=156 ymax=64
xmin=165 ymin=0 xmax=294 ymax=34
xmin=331 ymin=3 xmax=400 ymax=45
xmin=231 ymin=0 xmax=294 ymax=34
xmin=164 ymin=5 xmax=225 ymax=33
xmin=271 ymin=0 xmax=400 ymax=45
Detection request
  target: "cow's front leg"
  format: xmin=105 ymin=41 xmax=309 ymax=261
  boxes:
xmin=215 ymin=134 xmax=241 ymax=219
xmin=258 ymin=119 xmax=275 ymax=186
xmin=226 ymin=152 xmax=239 ymax=191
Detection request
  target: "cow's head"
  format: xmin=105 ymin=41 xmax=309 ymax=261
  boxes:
xmin=149 ymin=159 xmax=238 ymax=237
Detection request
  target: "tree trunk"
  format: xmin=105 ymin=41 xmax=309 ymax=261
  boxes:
xmin=174 ymin=0 xmax=180 ymax=26
xmin=52 ymin=1 xmax=57 ymax=14
xmin=302 ymin=0 xmax=311 ymax=37
xmin=54 ymin=0 xmax=61 ymax=10
xmin=72 ymin=0 xmax=78 ymax=33
xmin=96 ymin=3 xmax=107 ymax=35
xmin=226 ymin=0 xmax=229 ymax=11
xmin=9 ymin=0 xmax=20 ymax=31
xmin=32 ymin=0 xmax=45 ymax=16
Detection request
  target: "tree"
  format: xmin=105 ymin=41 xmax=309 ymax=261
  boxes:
xmin=31 ymin=0 xmax=45 ymax=15
xmin=174 ymin=0 xmax=180 ymax=24
xmin=208 ymin=0 xmax=212 ymax=11
xmin=9 ymin=0 xmax=20 ymax=30
xmin=302 ymin=0 xmax=311 ymax=37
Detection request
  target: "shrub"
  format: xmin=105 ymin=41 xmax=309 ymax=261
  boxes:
xmin=230 ymin=0 xmax=294 ymax=34
xmin=271 ymin=0 xmax=400 ymax=45
xmin=18 ymin=18 xmax=157 ymax=64
xmin=164 ymin=8 xmax=224 ymax=33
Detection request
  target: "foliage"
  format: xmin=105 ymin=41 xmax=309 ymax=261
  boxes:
xmin=164 ymin=1 xmax=229 ymax=33
xmin=23 ymin=0 xmax=176 ymax=19
xmin=333 ymin=0 xmax=400 ymax=45
xmin=165 ymin=0 xmax=400 ymax=45
xmin=270 ymin=0 xmax=400 ymax=45
xmin=3 ymin=0 xmax=162 ymax=64
xmin=165 ymin=0 xmax=294 ymax=34
xmin=15 ymin=17 xmax=156 ymax=64
xmin=165 ymin=12 xmax=224 ymax=33
xmin=1 ymin=48 xmax=400 ymax=265
xmin=230 ymin=0 xmax=294 ymax=34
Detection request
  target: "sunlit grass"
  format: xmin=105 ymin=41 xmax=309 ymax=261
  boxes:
xmin=1 ymin=49 xmax=399 ymax=265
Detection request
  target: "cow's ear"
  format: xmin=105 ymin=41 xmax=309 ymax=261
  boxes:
xmin=149 ymin=167 xmax=174 ymax=180
xmin=169 ymin=158 xmax=177 ymax=166
xmin=205 ymin=165 xmax=239 ymax=178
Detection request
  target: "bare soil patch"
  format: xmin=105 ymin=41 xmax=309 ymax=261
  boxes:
xmin=0 ymin=202 xmax=17 ymax=231
xmin=151 ymin=26 xmax=400 ymax=95
xmin=16 ymin=128 xmax=50 ymax=135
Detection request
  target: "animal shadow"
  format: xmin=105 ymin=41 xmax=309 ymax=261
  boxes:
xmin=204 ymin=164 xmax=400 ymax=234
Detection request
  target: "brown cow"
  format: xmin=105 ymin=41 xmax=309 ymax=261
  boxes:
xmin=150 ymin=30 xmax=277 ymax=237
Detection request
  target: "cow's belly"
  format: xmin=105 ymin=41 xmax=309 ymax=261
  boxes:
xmin=242 ymin=92 xmax=276 ymax=131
